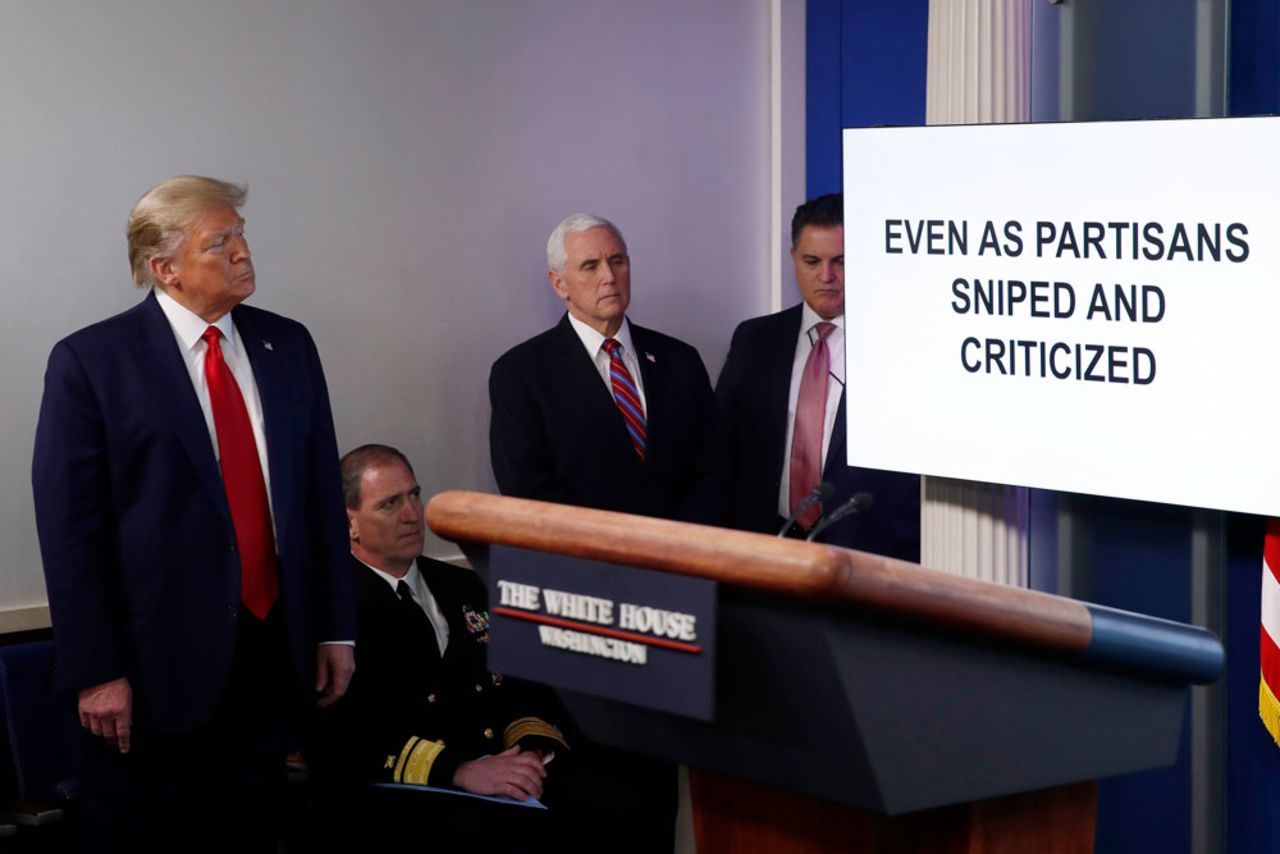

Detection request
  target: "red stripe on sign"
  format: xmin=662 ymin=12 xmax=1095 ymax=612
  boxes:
xmin=1263 ymin=621 xmax=1280 ymax=694
xmin=1265 ymin=519 xmax=1280 ymax=585
xmin=493 ymin=606 xmax=702 ymax=654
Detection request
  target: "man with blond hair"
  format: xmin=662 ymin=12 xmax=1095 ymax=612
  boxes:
xmin=32 ymin=175 xmax=355 ymax=853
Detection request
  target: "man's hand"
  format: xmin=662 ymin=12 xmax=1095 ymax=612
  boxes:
xmin=452 ymin=746 xmax=548 ymax=800
xmin=315 ymin=644 xmax=355 ymax=707
xmin=78 ymin=677 xmax=132 ymax=754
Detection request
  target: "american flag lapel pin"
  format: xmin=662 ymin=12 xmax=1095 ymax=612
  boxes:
xmin=645 ymin=352 xmax=656 ymax=363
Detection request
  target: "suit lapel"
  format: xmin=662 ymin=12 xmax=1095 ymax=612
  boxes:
xmin=133 ymin=292 xmax=232 ymax=527
xmin=631 ymin=325 xmax=663 ymax=459
xmin=552 ymin=315 xmax=636 ymax=457
xmin=824 ymin=389 xmax=847 ymax=474
xmin=764 ymin=306 xmax=804 ymax=479
xmin=233 ymin=307 xmax=295 ymax=545
xmin=420 ymin=565 xmax=475 ymax=668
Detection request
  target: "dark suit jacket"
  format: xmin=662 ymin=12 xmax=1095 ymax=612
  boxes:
xmin=489 ymin=313 xmax=719 ymax=524
xmin=714 ymin=304 xmax=920 ymax=561
xmin=308 ymin=555 xmax=566 ymax=789
xmin=32 ymin=291 xmax=354 ymax=731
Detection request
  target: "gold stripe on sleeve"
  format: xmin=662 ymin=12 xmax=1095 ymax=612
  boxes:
xmin=503 ymin=717 xmax=568 ymax=750
xmin=392 ymin=736 xmax=420 ymax=783
xmin=401 ymin=739 xmax=446 ymax=786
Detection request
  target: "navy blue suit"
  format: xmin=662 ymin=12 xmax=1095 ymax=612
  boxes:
xmin=715 ymin=304 xmax=920 ymax=561
xmin=33 ymin=290 xmax=353 ymax=728
xmin=32 ymin=290 xmax=354 ymax=851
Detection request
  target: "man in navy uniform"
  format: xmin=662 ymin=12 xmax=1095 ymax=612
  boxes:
xmin=308 ymin=444 xmax=568 ymax=851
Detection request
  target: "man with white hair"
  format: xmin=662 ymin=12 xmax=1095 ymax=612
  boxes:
xmin=489 ymin=212 xmax=718 ymax=525
xmin=487 ymin=213 xmax=718 ymax=852
xmin=32 ymin=175 xmax=354 ymax=852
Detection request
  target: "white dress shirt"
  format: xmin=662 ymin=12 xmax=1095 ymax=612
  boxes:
xmin=154 ymin=287 xmax=275 ymax=525
xmin=778 ymin=304 xmax=845 ymax=518
xmin=566 ymin=313 xmax=648 ymax=415
xmin=359 ymin=557 xmax=450 ymax=656
xmin=156 ymin=287 xmax=354 ymax=645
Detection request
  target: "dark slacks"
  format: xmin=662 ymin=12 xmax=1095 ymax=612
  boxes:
xmin=543 ymin=745 xmax=677 ymax=854
xmin=78 ymin=610 xmax=293 ymax=854
xmin=310 ymin=784 xmax=552 ymax=854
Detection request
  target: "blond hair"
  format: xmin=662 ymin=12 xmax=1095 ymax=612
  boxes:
xmin=126 ymin=176 xmax=247 ymax=286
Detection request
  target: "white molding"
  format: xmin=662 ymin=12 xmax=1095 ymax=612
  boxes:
xmin=923 ymin=0 xmax=1031 ymax=585
xmin=770 ymin=0 xmax=784 ymax=313
xmin=770 ymin=0 xmax=805 ymax=314
xmin=0 ymin=605 xmax=51 ymax=634
xmin=927 ymin=0 xmax=1031 ymax=125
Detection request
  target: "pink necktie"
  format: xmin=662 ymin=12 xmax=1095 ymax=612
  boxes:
xmin=602 ymin=338 xmax=647 ymax=460
xmin=788 ymin=322 xmax=836 ymax=529
xmin=203 ymin=326 xmax=279 ymax=619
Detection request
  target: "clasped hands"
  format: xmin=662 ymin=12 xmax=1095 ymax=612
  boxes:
xmin=452 ymin=745 xmax=549 ymax=801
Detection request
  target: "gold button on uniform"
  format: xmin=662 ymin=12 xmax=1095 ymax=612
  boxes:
xmin=483 ymin=728 xmax=494 ymax=740
xmin=474 ymin=683 xmax=484 ymax=694
xmin=427 ymin=693 xmax=437 ymax=705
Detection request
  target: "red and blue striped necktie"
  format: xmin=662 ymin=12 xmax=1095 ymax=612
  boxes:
xmin=602 ymin=338 xmax=647 ymax=460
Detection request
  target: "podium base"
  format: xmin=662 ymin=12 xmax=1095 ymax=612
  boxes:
xmin=689 ymin=771 xmax=1097 ymax=854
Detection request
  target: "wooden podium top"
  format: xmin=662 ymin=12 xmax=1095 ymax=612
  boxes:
xmin=427 ymin=490 xmax=1222 ymax=685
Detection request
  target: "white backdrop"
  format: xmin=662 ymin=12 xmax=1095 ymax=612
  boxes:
xmin=0 ymin=1 xmax=778 ymax=614
xmin=843 ymin=116 xmax=1280 ymax=515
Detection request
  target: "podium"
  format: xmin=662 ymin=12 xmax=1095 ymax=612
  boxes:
xmin=426 ymin=491 xmax=1223 ymax=853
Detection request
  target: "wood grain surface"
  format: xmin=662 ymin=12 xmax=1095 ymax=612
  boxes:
xmin=689 ymin=770 xmax=1097 ymax=854
xmin=426 ymin=490 xmax=1093 ymax=655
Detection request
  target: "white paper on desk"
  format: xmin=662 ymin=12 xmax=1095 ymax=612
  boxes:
xmin=371 ymin=782 xmax=547 ymax=810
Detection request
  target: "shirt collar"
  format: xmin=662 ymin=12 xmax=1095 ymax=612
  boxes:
xmin=800 ymin=301 xmax=844 ymax=336
xmin=566 ymin=312 xmax=637 ymax=360
xmin=356 ymin=554 xmax=422 ymax=594
xmin=155 ymin=287 xmax=236 ymax=352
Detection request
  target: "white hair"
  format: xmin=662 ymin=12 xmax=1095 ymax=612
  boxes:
xmin=546 ymin=213 xmax=626 ymax=272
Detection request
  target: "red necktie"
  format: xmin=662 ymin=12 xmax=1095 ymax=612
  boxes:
xmin=203 ymin=326 xmax=279 ymax=619
xmin=788 ymin=322 xmax=836 ymax=530
xmin=602 ymin=338 xmax=647 ymax=460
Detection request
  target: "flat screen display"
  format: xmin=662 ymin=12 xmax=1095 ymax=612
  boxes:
xmin=842 ymin=116 xmax=1280 ymax=515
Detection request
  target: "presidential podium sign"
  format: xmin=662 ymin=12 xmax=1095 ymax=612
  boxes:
xmin=485 ymin=544 xmax=717 ymax=721
xmin=428 ymin=491 xmax=1224 ymax=854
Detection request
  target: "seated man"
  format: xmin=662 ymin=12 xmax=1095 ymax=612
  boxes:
xmin=307 ymin=443 xmax=568 ymax=850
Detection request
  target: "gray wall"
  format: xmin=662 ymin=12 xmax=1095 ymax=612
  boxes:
xmin=0 ymin=1 xmax=777 ymax=611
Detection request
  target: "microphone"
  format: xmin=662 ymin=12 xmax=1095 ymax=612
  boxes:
xmin=806 ymin=492 xmax=875 ymax=542
xmin=777 ymin=482 xmax=834 ymax=537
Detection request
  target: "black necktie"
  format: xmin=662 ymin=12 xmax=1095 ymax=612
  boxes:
xmin=397 ymin=580 xmax=442 ymax=661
